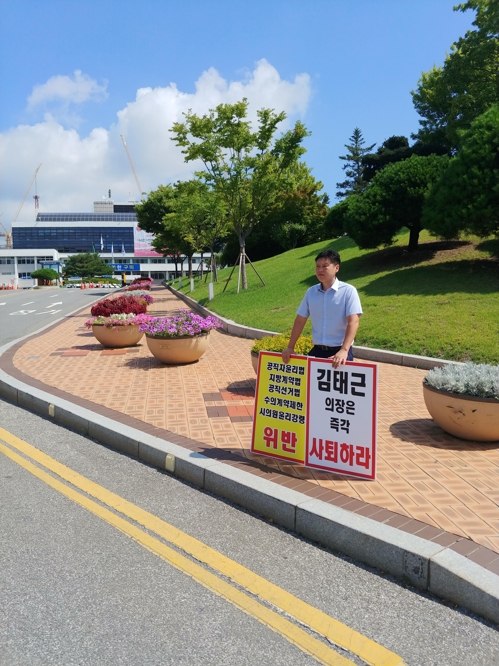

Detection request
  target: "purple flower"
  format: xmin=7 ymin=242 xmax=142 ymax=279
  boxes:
xmin=139 ymin=309 xmax=222 ymax=338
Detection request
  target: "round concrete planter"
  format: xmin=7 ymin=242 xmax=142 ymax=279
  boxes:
xmin=145 ymin=333 xmax=210 ymax=364
xmin=91 ymin=324 xmax=143 ymax=348
xmin=423 ymin=383 xmax=499 ymax=442
xmin=251 ymin=351 xmax=259 ymax=374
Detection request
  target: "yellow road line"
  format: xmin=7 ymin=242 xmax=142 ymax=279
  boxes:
xmin=0 ymin=442 xmax=354 ymax=666
xmin=0 ymin=428 xmax=406 ymax=666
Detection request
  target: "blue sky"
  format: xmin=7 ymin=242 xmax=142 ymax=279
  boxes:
xmin=0 ymin=0 xmax=474 ymax=226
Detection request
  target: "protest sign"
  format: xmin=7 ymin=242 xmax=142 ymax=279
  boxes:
xmin=251 ymin=352 xmax=377 ymax=479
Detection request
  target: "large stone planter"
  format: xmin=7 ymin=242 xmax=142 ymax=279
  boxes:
xmin=251 ymin=351 xmax=259 ymax=374
xmin=91 ymin=324 xmax=143 ymax=348
xmin=145 ymin=333 xmax=210 ymax=364
xmin=423 ymin=383 xmax=499 ymax=442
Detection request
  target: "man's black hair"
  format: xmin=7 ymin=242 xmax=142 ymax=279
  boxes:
xmin=315 ymin=249 xmax=341 ymax=265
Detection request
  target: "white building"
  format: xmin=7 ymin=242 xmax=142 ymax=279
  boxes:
xmin=7 ymin=198 xmax=203 ymax=286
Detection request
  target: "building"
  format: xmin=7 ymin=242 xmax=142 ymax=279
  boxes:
xmin=9 ymin=198 xmax=203 ymax=285
xmin=0 ymin=249 xmax=60 ymax=288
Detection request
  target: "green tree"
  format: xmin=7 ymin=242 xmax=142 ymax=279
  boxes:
xmin=134 ymin=184 xmax=175 ymax=235
xmin=270 ymin=163 xmax=328 ymax=251
xmin=422 ymin=105 xmax=499 ymax=239
xmin=323 ymin=199 xmax=350 ymax=239
xmin=336 ymin=128 xmax=375 ymax=198
xmin=220 ymin=162 xmax=328 ymax=263
xmin=411 ymin=0 xmax=499 ymax=150
xmin=63 ymin=253 xmax=110 ymax=279
xmin=345 ymin=154 xmax=449 ymax=252
xmin=135 ymin=184 xmax=186 ymax=275
xmin=362 ymin=135 xmax=451 ymax=183
xmin=170 ymin=98 xmax=309 ymax=289
xmin=31 ymin=268 xmax=59 ymax=284
xmin=166 ymin=180 xmax=230 ymax=281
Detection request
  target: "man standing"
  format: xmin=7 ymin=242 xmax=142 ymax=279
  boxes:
xmin=282 ymin=250 xmax=362 ymax=368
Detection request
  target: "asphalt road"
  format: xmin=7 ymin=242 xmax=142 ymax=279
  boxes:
xmin=0 ymin=291 xmax=498 ymax=665
xmin=0 ymin=286 xmax=113 ymax=346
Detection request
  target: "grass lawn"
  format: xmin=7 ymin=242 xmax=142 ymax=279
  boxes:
xmin=173 ymin=231 xmax=499 ymax=364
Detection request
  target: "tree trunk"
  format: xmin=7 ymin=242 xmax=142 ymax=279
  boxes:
xmin=408 ymin=224 xmax=420 ymax=253
xmin=210 ymin=251 xmax=217 ymax=282
xmin=240 ymin=244 xmax=248 ymax=291
xmin=188 ymin=255 xmax=193 ymax=279
xmin=200 ymin=252 xmax=204 ymax=279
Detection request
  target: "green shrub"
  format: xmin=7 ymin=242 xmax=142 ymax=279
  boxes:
xmin=424 ymin=362 xmax=499 ymax=399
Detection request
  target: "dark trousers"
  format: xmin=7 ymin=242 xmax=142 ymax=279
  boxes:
xmin=308 ymin=345 xmax=354 ymax=361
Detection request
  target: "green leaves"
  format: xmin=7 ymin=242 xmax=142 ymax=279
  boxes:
xmin=412 ymin=1 xmax=499 ymax=149
xmin=422 ymin=105 xmax=499 ymax=239
xmin=344 ymin=155 xmax=449 ymax=251
xmin=336 ymin=128 xmax=376 ymax=198
xmin=170 ymin=98 xmax=310 ymax=289
xmin=63 ymin=253 xmax=110 ymax=279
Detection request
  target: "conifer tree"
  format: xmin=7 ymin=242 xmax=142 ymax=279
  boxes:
xmin=336 ymin=128 xmax=375 ymax=198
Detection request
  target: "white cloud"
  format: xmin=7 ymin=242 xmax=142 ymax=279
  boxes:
xmin=27 ymin=70 xmax=108 ymax=109
xmin=0 ymin=60 xmax=311 ymax=231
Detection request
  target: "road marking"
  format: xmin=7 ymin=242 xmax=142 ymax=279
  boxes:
xmin=0 ymin=428 xmax=406 ymax=666
xmin=46 ymin=302 xmax=62 ymax=307
xmin=0 ymin=440 xmax=354 ymax=666
xmin=36 ymin=309 xmax=61 ymax=315
xmin=9 ymin=309 xmax=36 ymax=316
xmin=21 ymin=301 xmax=34 ymax=305
xmin=0 ymin=302 xmax=6 ymax=306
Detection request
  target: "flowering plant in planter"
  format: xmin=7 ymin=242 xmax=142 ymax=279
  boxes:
xmin=131 ymin=276 xmax=153 ymax=285
xmin=251 ymin=332 xmax=313 ymax=356
xmin=423 ymin=362 xmax=499 ymax=442
xmin=424 ymin=362 xmax=499 ymax=399
xmin=85 ymin=313 xmax=152 ymax=329
xmin=90 ymin=295 xmax=148 ymax=317
xmin=125 ymin=281 xmax=152 ymax=291
xmin=139 ymin=309 xmax=222 ymax=338
xmin=116 ymin=291 xmax=154 ymax=304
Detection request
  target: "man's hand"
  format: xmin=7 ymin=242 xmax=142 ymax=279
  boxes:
xmin=282 ymin=348 xmax=293 ymax=364
xmin=330 ymin=348 xmax=349 ymax=368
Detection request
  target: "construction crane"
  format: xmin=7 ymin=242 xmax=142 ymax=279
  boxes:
xmin=120 ymin=135 xmax=142 ymax=199
xmin=0 ymin=213 xmax=12 ymax=249
xmin=3 ymin=163 xmax=43 ymax=249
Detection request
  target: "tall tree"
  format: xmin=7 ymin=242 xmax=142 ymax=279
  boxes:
xmin=422 ymin=105 xmax=499 ymax=239
xmin=220 ymin=162 xmax=328 ymax=263
xmin=336 ymin=128 xmax=375 ymax=198
xmin=170 ymin=98 xmax=309 ymax=289
xmin=135 ymin=184 xmax=186 ymax=275
xmin=165 ymin=180 xmax=230 ymax=281
xmin=134 ymin=184 xmax=175 ymax=235
xmin=344 ymin=154 xmax=449 ymax=252
xmin=411 ymin=0 xmax=499 ymax=150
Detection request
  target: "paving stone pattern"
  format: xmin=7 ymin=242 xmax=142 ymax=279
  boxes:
xmin=12 ymin=287 xmax=499 ymax=555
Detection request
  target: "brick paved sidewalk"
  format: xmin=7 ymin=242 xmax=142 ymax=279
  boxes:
xmin=10 ymin=286 xmax=499 ymax=556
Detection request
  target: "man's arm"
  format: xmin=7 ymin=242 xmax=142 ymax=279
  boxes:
xmin=330 ymin=314 xmax=360 ymax=368
xmin=282 ymin=315 xmax=308 ymax=363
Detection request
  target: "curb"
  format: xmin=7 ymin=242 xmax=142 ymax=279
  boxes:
xmin=1 ymin=293 xmax=497 ymax=624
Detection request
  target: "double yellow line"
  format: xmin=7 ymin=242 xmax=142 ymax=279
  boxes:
xmin=0 ymin=427 xmax=405 ymax=666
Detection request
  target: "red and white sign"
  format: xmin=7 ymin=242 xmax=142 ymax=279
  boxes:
xmin=306 ymin=359 xmax=377 ymax=479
